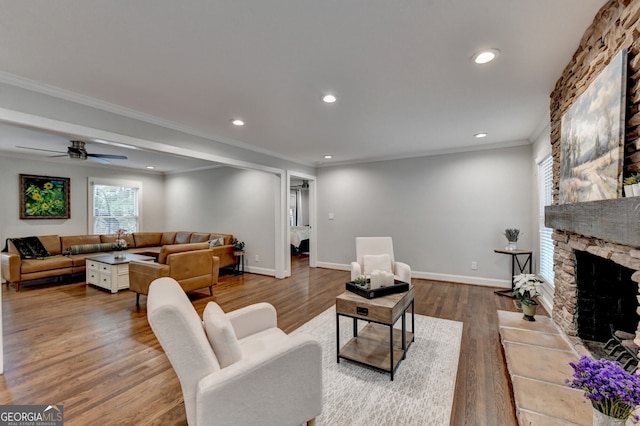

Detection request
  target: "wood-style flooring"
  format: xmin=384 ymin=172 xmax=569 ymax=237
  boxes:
xmin=0 ymin=256 xmax=533 ymax=425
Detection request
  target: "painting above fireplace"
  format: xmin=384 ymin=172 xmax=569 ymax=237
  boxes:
xmin=559 ymin=48 xmax=627 ymax=204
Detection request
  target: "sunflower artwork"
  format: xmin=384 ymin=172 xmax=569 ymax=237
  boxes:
xmin=20 ymin=174 xmax=70 ymax=219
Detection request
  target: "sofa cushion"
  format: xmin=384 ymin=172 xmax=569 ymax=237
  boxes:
xmin=65 ymin=242 xmax=114 ymax=256
xmin=38 ymin=235 xmax=61 ymax=256
xmin=363 ymin=253 xmax=393 ymax=275
xmin=174 ymin=232 xmax=192 ymax=244
xmin=60 ymin=235 xmax=101 ymax=253
xmin=133 ymin=232 xmax=163 ymax=248
xmin=10 ymin=236 xmax=50 ymax=259
xmin=190 ymin=233 xmax=210 ymax=243
xmin=157 ymin=242 xmax=209 ymax=264
xmin=21 ymin=256 xmax=73 ymax=274
xmin=203 ymin=302 xmax=242 ymax=368
xmin=161 ymin=232 xmax=176 ymax=245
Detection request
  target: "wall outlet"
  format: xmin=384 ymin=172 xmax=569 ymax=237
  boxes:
xmin=254 ymin=254 xmax=259 ymax=262
xmin=471 ymin=261 xmax=478 ymax=270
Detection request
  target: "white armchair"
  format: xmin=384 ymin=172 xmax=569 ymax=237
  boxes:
xmin=147 ymin=277 xmax=322 ymax=426
xmin=350 ymin=237 xmax=411 ymax=284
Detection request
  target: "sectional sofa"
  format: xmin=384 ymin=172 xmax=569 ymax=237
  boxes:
xmin=1 ymin=231 xmax=236 ymax=291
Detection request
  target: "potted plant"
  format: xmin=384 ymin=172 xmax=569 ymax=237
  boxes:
xmin=113 ymin=228 xmax=129 ymax=259
xmin=231 ymin=238 xmax=245 ymax=252
xmin=624 ymin=175 xmax=636 ymax=197
xmin=512 ymin=273 xmax=543 ymax=321
xmin=503 ymin=228 xmax=520 ymax=250
xmin=633 ymin=172 xmax=640 ymax=196
xmin=567 ymin=355 xmax=640 ymax=424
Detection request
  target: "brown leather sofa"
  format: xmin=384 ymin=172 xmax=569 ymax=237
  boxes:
xmin=1 ymin=231 xmax=235 ymax=291
xmin=129 ymin=242 xmax=220 ymax=305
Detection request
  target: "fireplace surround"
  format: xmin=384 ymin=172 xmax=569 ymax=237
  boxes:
xmin=546 ymin=198 xmax=640 ymax=348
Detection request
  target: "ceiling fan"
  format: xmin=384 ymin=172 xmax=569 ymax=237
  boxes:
xmin=17 ymin=140 xmax=128 ymax=164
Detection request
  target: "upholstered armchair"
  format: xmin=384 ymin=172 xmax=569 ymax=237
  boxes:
xmin=350 ymin=236 xmax=411 ymax=284
xmin=147 ymin=277 xmax=323 ymax=426
xmin=129 ymin=242 xmax=219 ymax=305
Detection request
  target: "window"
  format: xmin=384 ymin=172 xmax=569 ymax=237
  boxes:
xmin=89 ymin=178 xmax=141 ymax=234
xmin=539 ymin=156 xmax=554 ymax=285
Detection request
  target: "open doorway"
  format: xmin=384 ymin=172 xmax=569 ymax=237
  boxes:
xmin=286 ymin=172 xmax=316 ymax=276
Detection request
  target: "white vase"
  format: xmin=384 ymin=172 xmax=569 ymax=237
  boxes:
xmin=592 ymin=406 xmax=626 ymax=426
xmin=113 ymin=251 xmax=126 ymax=260
xmin=624 ymin=185 xmax=634 ymax=197
xmin=633 ymin=183 xmax=640 ymax=196
xmin=506 ymin=241 xmax=517 ymax=251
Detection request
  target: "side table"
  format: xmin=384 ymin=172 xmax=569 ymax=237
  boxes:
xmin=234 ymin=251 xmax=245 ymax=275
xmin=494 ymin=248 xmax=532 ymax=297
xmin=335 ymin=286 xmax=415 ymax=380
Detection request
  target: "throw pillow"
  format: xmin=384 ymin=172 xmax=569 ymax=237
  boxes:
xmin=362 ymin=253 xmax=393 ymax=275
xmin=10 ymin=237 xmax=50 ymax=259
xmin=64 ymin=243 xmax=114 ymax=256
xmin=203 ymin=302 xmax=243 ymax=368
xmin=208 ymin=237 xmax=224 ymax=248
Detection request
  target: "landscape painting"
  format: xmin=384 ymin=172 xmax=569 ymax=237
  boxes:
xmin=559 ymin=49 xmax=627 ymax=204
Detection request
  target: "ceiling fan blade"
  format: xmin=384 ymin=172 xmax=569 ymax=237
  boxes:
xmin=16 ymin=145 xmax=66 ymax=154
xmin=87 ymin=156 xmax=111 ymax=164
xmin=87 ymin=153 xmax=128 ymax=160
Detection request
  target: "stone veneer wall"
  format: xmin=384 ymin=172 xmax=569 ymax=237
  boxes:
xmin=549 ymin=0 xmax=640 ymax=340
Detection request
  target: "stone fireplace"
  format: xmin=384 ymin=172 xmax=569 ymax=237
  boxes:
xmin=546 ymin=198 xmax=640 ymax=348
xmin=545 ymin=1 xmax=640 ymax=352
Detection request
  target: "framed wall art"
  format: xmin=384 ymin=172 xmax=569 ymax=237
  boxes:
xmin=559 ymin=49 xmax=627 ymax=204
xmin=19 ymin=174 xmax=70 ymax=219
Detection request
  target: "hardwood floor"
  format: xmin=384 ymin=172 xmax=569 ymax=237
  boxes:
xmin=0 ymin=256 xmax=531 ymax=425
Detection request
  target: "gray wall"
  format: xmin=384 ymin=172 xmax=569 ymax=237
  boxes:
xmin=316 ymin=145 xmax=533 ymax=286
xmin=0 ymin=154 xmax=165 ymax=241
xmin=164 ymin=166 xmax=278 ymax=274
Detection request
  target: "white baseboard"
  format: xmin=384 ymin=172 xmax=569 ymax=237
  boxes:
xmin=244 ymin=265 xmax=275 ymax=276
xmin=315 ymin=262 xmax=510 ymax=288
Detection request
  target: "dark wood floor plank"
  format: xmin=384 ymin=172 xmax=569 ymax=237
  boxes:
xmin=0 ymin=255 xmax=524 ymax=425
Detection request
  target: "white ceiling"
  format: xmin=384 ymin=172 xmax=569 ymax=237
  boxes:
xmin=0 ymin=0 xmax=605 ymax=171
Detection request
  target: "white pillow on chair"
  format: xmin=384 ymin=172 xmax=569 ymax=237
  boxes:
xmin=203 ymin=302 xmax=243 ymax=368
xmin=362 ymin=253 xmax=393 ymax=275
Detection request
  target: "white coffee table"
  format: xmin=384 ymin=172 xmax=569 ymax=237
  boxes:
xmin=86 ymin=253 xmax=155 ymax=293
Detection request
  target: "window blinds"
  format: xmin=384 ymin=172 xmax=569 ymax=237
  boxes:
xmin=539 ymin=156 xmax=554 ymax=285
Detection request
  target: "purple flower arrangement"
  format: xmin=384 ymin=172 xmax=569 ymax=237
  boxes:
xmin=567 ymin=355 xmax=640 ymax=420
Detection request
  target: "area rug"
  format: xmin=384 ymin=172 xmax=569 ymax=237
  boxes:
xmin=291 ymin=306 xmax=463 ymax=425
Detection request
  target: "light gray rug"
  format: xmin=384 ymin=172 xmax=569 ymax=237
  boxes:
xmin=291 ymin=306 xmax=463 ymax=426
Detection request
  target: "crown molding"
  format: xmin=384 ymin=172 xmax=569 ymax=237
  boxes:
xmin=0 ymin=71 xmax=314 ymax=168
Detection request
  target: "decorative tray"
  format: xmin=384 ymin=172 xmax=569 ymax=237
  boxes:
xmin=345 ymin=280 xmax=409 ymax=299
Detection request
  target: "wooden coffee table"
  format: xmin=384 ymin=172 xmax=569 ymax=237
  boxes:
xmin=335 ymin=285 xmax=414 ymax=380
xmin=86 ymin=253 xmax=155 ymax=293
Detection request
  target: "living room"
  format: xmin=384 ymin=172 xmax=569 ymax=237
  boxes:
xmin=1 ymin=0 xmax=637 ymax=424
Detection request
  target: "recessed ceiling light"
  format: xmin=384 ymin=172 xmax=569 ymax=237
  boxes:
xmin=472 ymin=49 xmax=500 ymax=64
xmin=474 ymin=132 xmax=488 ymax=138
xmin=146 ymin=165 xmax=155 ymax=169
xmin=231 ymin=119 xmax=245 ymax=126
xmin=323 ymin=154 xmax=333 ymax=159
xmin=322 ymin=94 xmax=337 ymax=103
